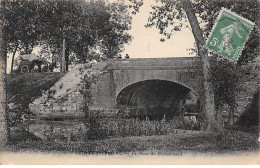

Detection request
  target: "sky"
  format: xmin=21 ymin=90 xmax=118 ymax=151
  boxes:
xmin=121 ymin=0 xmax=196 ymax=58
xmin=6 ymin=0 xmax=196 ymax=73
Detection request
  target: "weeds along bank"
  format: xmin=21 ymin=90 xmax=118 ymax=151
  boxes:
xmin=33 ymin=116 xmax=200 ymax=143
xmin=6 ymin=123 xmax=259 ymax=155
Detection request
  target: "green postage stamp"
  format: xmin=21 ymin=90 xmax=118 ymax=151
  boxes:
xmin=206 ymin=8 xmax=255 ymax=61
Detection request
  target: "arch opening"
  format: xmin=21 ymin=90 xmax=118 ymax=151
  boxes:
xmin=116 ymin=80 xmax=199 ymax=120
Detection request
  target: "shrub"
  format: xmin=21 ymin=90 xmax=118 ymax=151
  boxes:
xmin=85 ymin=112 xmax=108 ymax=140
xmin=237 ymin=90 xmax=259 ymax=126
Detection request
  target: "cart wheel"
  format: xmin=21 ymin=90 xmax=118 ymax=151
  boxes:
xmin=21 ymin=65 xmax=29 ymax=73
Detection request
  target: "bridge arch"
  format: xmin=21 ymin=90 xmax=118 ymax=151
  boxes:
xmin=116 ymin=79 xmax=199 ymax=119
xmin=95 ymin=58 xmax=203 ymax=111
xmin=113 ymin=68 xmax=202 ymax=98
xmin=116 ymin=78 xmax=196 ymax=99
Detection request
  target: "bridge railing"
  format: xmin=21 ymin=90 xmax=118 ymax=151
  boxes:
xmin=109 ymin=57 xmax=202 ymax=69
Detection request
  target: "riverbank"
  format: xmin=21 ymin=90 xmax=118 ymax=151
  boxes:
xmin=7 ymin=72 xmax=64 ymax=109
xmin=3 ymin=126 xmax=259 ymax=156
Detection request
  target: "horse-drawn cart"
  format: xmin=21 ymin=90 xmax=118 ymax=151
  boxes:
xmin=14 ymin=54 xmax=51 ymax=73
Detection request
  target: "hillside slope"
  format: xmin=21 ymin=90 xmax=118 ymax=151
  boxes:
xmin=7 ymin=72 xmax=64 ymax=110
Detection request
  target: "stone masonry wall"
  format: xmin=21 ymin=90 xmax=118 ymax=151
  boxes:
xmin=30 ymin=88 xmax=85 ymax=119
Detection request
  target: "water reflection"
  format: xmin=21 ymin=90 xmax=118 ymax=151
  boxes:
xmin=16 ymin=119 xmax=86 ymax=141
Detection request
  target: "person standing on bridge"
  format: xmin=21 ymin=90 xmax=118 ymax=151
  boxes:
xmin=117 ymin=54 xmax=122 ymax=59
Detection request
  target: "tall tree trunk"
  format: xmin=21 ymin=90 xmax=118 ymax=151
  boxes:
xmin=227 ymin=102 xmax=235 ymax=126
xmin=83 ymin=45 xmax=89 ymax=63
xmin=60 ymin=37 xmax=62 ymax=72
xmin=11 ymin=42 xmax=19 ymax=72
xmin=25 ymin=42 xmax=29 ymax=54
xmin=182 ymin=0 xmax=223 ymax=132
xmin=51 ymin=52 xmax=54 ymax=63
xmin=108 ymin=45 xmax=113 ymax=59
xmin=215 ymin=103 xmax=223 ymax=127
xmin=65 ymin=42 xmax=70 ymax=72
xmin=77 ymin=44 xmax=84 ymax=63
xmin=60 ymin=37 xmax=66 ymax=73
xmin=0 ymin=1 xmax=10 ymax=146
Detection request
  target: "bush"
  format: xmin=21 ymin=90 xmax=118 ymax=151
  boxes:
xmin=85 ymin=112 xmax=108 ymax=140
xmin=237 ymin=90 xmax=259 ymax=126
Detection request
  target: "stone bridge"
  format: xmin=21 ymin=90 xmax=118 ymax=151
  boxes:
xmin=95 ymin=57 xmax=203 ymax=114
xmin=30 ymin=57 xmax=204 ymax=119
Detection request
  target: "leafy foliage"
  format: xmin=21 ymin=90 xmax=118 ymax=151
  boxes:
xmin=209 ymin=56 xmax=242 ymax=110
xmin=3 ymin=0 xmax=40 ymax=54
xmin=146 ymin=0 xmax=259 ymax=64
xmin=145 ymin=0 xmax=187 ymax=39
xmin=97 ymin=2 xmax=132 ymax=58
xmin=84 ymin=113 xmax=108 ymax=140
xmin=79 ymin=67 xmax=105 ymax=140
xmin=2 ymin=0 xmax=135 ymax=71
xmin=144 ymin=0 xmax=259 ymax=127
xmin=36 ymin=0 xmax=108 ymax=64
xmin=193 ymin=0 xmax=260 ymax=65
xmin=237 ymin=90 xmax=259 ymax=126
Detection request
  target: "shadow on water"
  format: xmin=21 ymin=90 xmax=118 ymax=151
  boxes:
xmin=12 ymin=118 xmax=87 ymax=142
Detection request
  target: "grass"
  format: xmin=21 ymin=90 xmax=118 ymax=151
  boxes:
xmin=4 ymin=126 xmax=259 ymax=155
xmin=7 ymin=72 xmax=64 ymax=110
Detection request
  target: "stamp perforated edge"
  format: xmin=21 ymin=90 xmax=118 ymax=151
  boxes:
xmin=205 ymin=7 xmax=255 ymax=61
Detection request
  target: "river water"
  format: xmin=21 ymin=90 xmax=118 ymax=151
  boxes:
xmin=15 ymin=119 xmax=86 ymax=141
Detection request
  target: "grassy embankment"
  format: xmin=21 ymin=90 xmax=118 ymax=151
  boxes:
xmin=7 ymin=72 xmax=64 ymax=109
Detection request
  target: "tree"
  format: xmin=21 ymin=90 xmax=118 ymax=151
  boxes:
xmin=0 ymin=0 xmax=10 ymax=146
xmin=192 ymin=0 xmax=259 ymax=65
xmin=237 ymin=90 xmax=259 ymax=126
xmin=38 ymin=0 xmax=111 ymax=67
xmin=4 ymin=0 xmax=41 ymax=71
xmin=37 ymin=0 xmax=87 ymax=71
xmin=37 ymin=0 xmax=134 ymax=65
xmin=98 ymin=1 xmax=132 ymax=59
xmin=4 ymin=0 xmax=135 ymax=72
xmin=144 ymin=0 xmax=259 ymax=131
xmin=145 ymin=0 xmax=222 ymax=131
xmin=71 ymin=0 xmax=109 ymax=63
xmin=183 ymin=0 xmax=222 ymax=131
xmin=193 ymin=0 xmax=259 ymax=126
xmin=209 ymin=56 xmax=242 ymax=126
